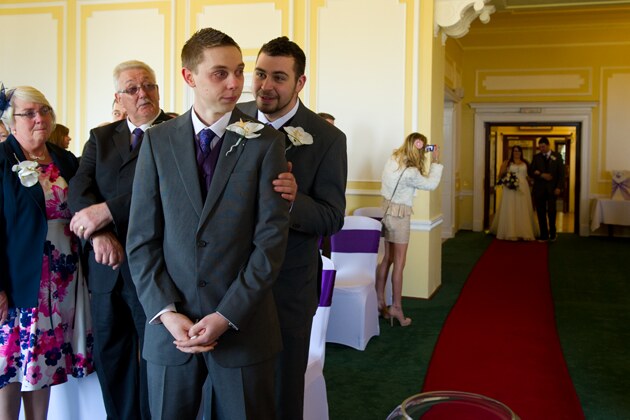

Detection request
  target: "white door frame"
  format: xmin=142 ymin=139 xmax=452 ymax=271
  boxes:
xmin=442 ymin=95 xmax=459 ymax=238
xmin=470 ymin=102 xmax=597 ymax=236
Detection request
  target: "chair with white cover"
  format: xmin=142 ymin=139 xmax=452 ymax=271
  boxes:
xmin=303 ymin=256 xmax=336 ymax=420
xmin=326 ymin=215 xmax=381 ymax=350
xmin=352 ymin=207 xmax=392 ymax=307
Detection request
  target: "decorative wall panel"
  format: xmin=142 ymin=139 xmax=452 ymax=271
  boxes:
xmin=602 ymin=68 xmax=630 ymax=172
xmin=316 ymin=0 xmax=408 ymax=181
xmin=0 ymin=7 xmax=62 ymax=117
xmin=81 ymin=3 xmax=169 ymax=139
xmin=476 ymin=68 xmax=592 ymax=97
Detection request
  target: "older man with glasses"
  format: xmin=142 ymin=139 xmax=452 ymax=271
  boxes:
xmin=68 ymin=60 xmax=172 ymax=420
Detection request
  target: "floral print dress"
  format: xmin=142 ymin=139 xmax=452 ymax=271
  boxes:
xmin=0 ymin=162 xmax=94 ymax=391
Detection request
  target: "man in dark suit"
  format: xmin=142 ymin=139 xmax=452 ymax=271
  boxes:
xmin=238 ymin=36 xmax=348 ymax=419
xmin=68 ymin=60 xmax=171 ymax=420
xmin=126 ymin=28 xmax=290 ymax=419
xmin=531 ymin=136 xmax=565 ymax=242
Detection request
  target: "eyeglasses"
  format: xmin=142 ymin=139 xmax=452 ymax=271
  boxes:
xmin=13 ymin=106 xmax=53 ymax=119
xmin=117 ymin=83 xmax=158 ymax=96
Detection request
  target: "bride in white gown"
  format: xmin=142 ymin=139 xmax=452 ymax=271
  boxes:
xmin=490 ymin=145 xmax=539 ymax=241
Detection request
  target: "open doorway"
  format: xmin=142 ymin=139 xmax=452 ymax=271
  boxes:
xmin=484 ymin=123 xmax=580 ymax=234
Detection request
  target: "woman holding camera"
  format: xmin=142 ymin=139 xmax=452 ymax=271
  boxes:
xmin=376 ymin=132 xmax=443 ymax=326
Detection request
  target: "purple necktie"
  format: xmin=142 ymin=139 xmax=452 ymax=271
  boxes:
xmin=199 ymin=128 xmax=215 ymax=156
xmin=196 ymin=129 xmax=222 ymax=200
xmin=131 ymin=128 xmax=144 ymax=151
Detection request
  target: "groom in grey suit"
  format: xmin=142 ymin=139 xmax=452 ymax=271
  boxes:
xmin=126 ymin=28 xmax=289 ymax=420
xmin=238 ymin=36 xmax=347 ymax=419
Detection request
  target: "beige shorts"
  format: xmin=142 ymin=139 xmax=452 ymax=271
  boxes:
xmin=382 ymin=213 xmax=411 ymax=244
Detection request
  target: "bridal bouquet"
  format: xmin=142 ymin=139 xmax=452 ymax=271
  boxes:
xmin=497 ymin=171 xmax=519 ymax=190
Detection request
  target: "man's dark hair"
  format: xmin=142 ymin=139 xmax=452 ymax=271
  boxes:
xmin=182 ymin=28 xmax=240 ymax=72
xmin=538 ymin=136 xmax=550 ymax=145
xmin=258 ymin=36 xmax=306 ymax=78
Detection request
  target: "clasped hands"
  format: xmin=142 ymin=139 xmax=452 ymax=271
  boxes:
xmin=161 ymin=312 xmax=229 ymax=354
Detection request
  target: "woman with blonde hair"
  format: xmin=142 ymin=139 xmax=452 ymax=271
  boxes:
xmin=0 ymin=85 xmax=93 ymax=419
xmin=376 ymin=132 xmax=443 ymax=326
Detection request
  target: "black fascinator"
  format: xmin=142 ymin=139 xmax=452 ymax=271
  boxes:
xmin=0 ymin=83 xmax=14 ymax=119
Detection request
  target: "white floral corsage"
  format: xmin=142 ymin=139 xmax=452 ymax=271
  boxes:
xmin=550 ymin=155 xmax=556 ymax=161
xmin=284 ymin=126 xmax=313 ymax=152
xmin=225 ymin=119 xmax=264 ymax=156
xmin=12 ymin=155 xmax=39 ymax=187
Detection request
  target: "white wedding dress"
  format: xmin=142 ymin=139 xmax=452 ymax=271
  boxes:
xmin=490 ymin=162 xmax=539 ymax=241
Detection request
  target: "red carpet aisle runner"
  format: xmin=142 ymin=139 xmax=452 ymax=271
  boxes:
xmin=422 ymin=240 xmax=584 ymax=419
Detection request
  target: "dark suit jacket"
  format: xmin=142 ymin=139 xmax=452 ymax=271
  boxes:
xmin=68 ymin=111 xmax=171 ymax=293
xmin=1 ymin=135 xmax=79 ymax=307
xmin=530 ymin=151 xmax=565 ymax=195
xmin=126 ymin=108 xmax=290 ymax=368
xmin=237 ymin=100 xmax=347 ymax=329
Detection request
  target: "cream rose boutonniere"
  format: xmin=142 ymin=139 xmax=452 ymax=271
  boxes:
xmin=284 ymin=126 xmax=313 ymax=152
xmin=225 ymin=119 xmax=264 ymax=156
xmin=12 ymin=155 xmax=39 ymax=187
xmin=550 ymin=155 xmax=557 ymax=161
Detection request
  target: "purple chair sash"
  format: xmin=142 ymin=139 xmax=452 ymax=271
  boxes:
xmin=330 ymin=229 xmax=380 ymax=254
xmin=612 ymin=178 xmax=630 ymax=200
xmin=319 ymin=269 xmax=336 ymax=307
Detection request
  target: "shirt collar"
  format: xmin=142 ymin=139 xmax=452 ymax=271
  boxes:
xmin=257 ymin=101 xmax=299 ymax=130
xmin=126 ymin=111 xmax=161 ymax=133
xmin=191 ymin=108 xmax=231 ymax=138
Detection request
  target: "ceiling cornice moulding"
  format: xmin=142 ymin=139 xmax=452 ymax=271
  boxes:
xmin=435 ymin=0 xmax=495 ymax=44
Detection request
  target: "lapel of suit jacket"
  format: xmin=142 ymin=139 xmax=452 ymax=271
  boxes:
xmin=199 ymin=109 xmax=250 ymax=223
xmin=6 ymin=136 xmax=45 ymax=216
xmin=120 ymin=112 xmax=171 ymax=167
xmin=112 ymin=121 xmax=133 ymax=165
xmin=170 ymin=111 xmax=204 ymax=218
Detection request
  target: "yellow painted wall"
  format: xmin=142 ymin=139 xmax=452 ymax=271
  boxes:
xmin=450 ymin=6 xmax=630 ymax=230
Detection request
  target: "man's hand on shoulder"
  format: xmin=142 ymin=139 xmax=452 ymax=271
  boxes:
xmin=273 ymin=161 xmax=297 ymax=203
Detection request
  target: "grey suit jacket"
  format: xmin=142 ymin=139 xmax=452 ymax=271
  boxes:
xmin=126 ymin=108 xmax=290 ymax=367
xmin=238 ymin=100 xmax=347 ymax=329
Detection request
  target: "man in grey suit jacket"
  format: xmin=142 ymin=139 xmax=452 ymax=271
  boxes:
xmin=126 ymin=28 xmax=290 ymax=420
xmin=238 ymin=36 xmax=347 ymax=419
xmin=68 ymin=60 xmax=170 ymax=420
